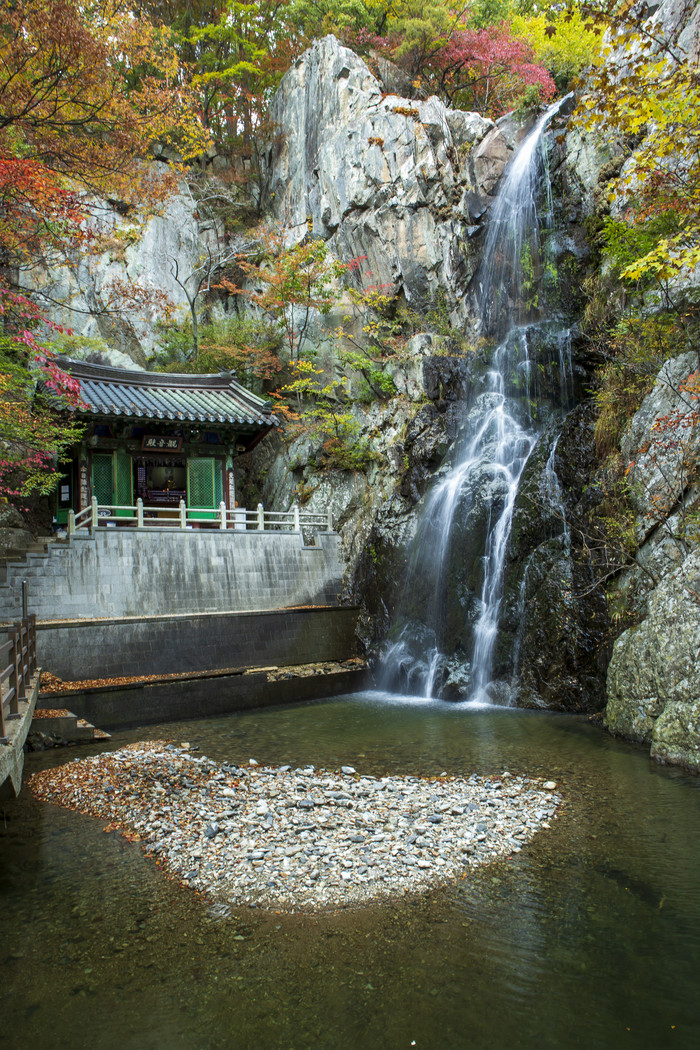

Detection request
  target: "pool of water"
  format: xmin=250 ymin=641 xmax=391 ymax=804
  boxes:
xmin=1 ymin=691 xmax=699 ymax=1049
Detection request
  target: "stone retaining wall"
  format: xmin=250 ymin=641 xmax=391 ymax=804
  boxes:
xmin=37 ymin=607 xmax=361 ymax=681
xmin=0 ymin=527 xmax=344 ymax=622
xmin=37 ymin=666 xmax=371 ymax=729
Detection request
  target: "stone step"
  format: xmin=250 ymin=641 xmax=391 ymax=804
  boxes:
xmin=30 ymin=708 xmax=110 ymax=745
xmin=0 ymin=537 xmax=74 ymax=618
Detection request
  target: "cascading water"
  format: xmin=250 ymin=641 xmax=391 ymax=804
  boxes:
xmin=381 ymin=97 xmax=573 ymax=704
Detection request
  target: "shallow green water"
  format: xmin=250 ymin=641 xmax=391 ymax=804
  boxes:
xmin=2 ymin=691 xmax=700 ymax=1049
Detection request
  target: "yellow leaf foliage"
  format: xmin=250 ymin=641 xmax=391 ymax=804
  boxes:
xmin=510 ymin=7 xmax=602 ymax=82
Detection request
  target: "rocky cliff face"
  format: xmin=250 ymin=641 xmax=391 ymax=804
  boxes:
xmin=266 ymin=36 xmax=527 ymax=328
xmin=496 ymin=404 xmax=612 ymax=713
xmin=606 ymin=545 xmax=700 ymax=772
xmin=24 ymin=171 xmax=206 ymax=368
xmin=604 ymin=351 xmax=700 ymax=769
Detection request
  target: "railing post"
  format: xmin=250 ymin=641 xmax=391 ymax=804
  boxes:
xmin=68 ymin=509 xmax=75 ymax=535
xmin=293 ymin=504 xmax=300 ymax=532
xmin=29 ymin=614 xmax=37 ymax=673
xmin=257 ymin=502 xmax=265 ymax=531
xmin=179 ymin=499 xmax=187 ymax=528
xmin=327 ymin=506 xmax=333 ymax=531
xmin=20 ymin=622 xmax=28 ymax=700
xmin=91 ymin=496 xmax=98 ymax=531
xmin=136 ymin=497 xmax=144 ymax=528
xmin=219 ymin=502 xmax=227 ymax=530
xmin=10 ymin=626 xmax=20 ymax=713
xmin=22 ymin=580 xmax=28 ymax=620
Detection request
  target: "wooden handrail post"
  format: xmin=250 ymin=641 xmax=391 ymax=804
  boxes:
xmin=327 ymin=506 xmax=333 ymax=531
xmin=91 ymin=496 xmax=99 ymax=531
xmin=293 ymin=504 xmax=300 ymax=532
xmin=136 ymin=497 xmax=144 ymax=528
xmin=219 ymin=501 xmax=227 ymax=530
xmin=179 ymin=499 xmax=187 ymax=528
xmin=17 ymin=622 xmax=27 ymax=701
xmin=68 ymin=509 xmax=75 ymax=535
xmin=257 ymin=502 xmax=265 ymax=531
xmin=10 ymin=627 xmax=19 ymax=714
xmin=29 ymin=614 xmax=37 ymax=673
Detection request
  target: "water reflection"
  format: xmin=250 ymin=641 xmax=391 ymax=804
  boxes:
xmin=1 ymin=693 xmax=699 ymax=1049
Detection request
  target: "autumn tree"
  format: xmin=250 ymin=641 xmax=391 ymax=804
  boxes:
xmin=423 ymin=18 xmax=556 ymax=112
xmin=0 ymin=289 xmax=84 ymax=498
xmin=0 ymin=0 xmax=208 ymax=498
xmin=573 ymin=0 xmax=700 ymax=290
xmin=0 ymin=0 xmax=210 ymax=316
xmin=288 ymin=0 xmax=393 ymax=37
xmin=0 ymin=0 xmax=207 ymax=212
xmin=278 ymin=359 xmax=376 ymax=470
xmin=510 ymin=4 xmax=601 ymax=90
xmin=186 ymin=1 xmax=297 ymax=146
xmin=343 ymin=1 xmax=557 ymax=114
xmin=574 ymin=0 xmax=700 ymax=429
xmin=228 ymin=233 xmax=348 ymax=362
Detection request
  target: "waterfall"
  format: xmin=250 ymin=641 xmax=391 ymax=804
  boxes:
xmin=381 ymin=97 xmax=572 ymax=704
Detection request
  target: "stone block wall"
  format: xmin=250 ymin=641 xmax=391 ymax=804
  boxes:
xmin=37 ymin=607 xmax=360 ymax=681
xmin=0 ymin=528 xmax=345 ymax=622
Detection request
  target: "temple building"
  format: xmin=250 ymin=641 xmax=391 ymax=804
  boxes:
xmin=52 ymin=360 xmax=277 ymax=526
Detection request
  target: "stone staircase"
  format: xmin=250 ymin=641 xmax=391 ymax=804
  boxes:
xmin=30 ymin=707 xmax=110 ymax=746
xmin=0 ymin=535 xmax=79 ymax=621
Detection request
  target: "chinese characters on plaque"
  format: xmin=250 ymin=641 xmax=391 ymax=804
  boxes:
xmin=141 ymin=435 xmax=182 ymax=452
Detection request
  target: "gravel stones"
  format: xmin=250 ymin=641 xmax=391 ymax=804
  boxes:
xmin=27 ymin=742 xmax=562 ymax=913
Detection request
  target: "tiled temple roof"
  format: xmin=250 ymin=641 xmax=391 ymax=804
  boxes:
xmin=57 ymin=360 xmax=277 ymax=428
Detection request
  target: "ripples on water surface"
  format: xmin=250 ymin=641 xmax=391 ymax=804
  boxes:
xmin=1 ymin=692 xmax=699 ymax=1049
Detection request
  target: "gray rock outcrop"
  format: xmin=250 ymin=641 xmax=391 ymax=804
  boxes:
xmin=605 ymin=349 xmax=700 ymax=769
xmin=265 ymin=35 xmax=513 ymax=325
xmin=22 ymin=173 xmax=209 ymax=367
xmin=621 ymin=351 xmax=700 ymax=542
xmin=606 ymin=546 xmax=700 ymax=771
xmin=0 ymin=503 xmax=35 ymax=559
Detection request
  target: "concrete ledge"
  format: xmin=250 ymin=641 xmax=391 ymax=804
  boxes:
xmin=37 ymin=666 xmax=372 ymax=729
xmin=0 ymin=671 xmax=40 ymax=799
xmin=35 ymin=605 xmax=350 ymax=629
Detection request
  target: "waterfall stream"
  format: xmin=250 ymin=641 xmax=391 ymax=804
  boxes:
xmin=382 ymin=97 xmax=572 ymax=704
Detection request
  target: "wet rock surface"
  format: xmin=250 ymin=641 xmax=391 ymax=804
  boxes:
xmin=498 ymin=407 xmax=611 ymax=713
xmin=28 ymin=742 xmax=561 ymax=913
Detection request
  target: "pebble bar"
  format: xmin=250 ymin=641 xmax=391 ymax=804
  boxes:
xmin=28 ymin=742 xmax=562 ymax=913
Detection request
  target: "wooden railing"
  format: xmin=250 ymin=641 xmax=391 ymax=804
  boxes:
xmin=0 ymin=613 xmax=37 ymax=740
xmin=68 ymin=499 xmax=333 ymax=535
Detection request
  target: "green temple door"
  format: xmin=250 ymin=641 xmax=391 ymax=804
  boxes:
xmin=187 ymin=457 xmax=223 ymax=521
xmin=91 ymin=451 xmax=133 ymax=518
